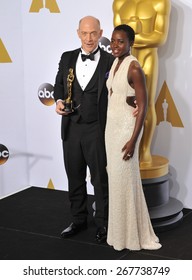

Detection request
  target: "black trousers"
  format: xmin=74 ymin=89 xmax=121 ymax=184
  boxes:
xmin=62 ymin=120 xmax=108 ymax=228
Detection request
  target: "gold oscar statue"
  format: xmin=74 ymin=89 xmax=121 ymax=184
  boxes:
xmin=113 ymin=0 xmax=171 ymax=179
xmin=63 ymin=68 xmax=75 ymax=113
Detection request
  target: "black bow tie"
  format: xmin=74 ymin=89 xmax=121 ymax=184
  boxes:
xmin=81 ymin=47 xmax=99 ymax=62
xmin=81 ymin=53 xmax=94 ymax=61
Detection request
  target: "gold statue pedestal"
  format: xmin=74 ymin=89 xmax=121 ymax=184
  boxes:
xmin=140 ymin=155 xmax=169 ymax=179
xmin=140 ymin=155 xmax=183 ymax=232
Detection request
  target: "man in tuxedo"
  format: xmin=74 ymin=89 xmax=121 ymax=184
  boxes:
xmin=54 ymin=16 xmax=114 ymax=243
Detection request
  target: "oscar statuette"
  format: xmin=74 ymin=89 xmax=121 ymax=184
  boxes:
xmin=63 ymin=68 xmax=74 ymax=113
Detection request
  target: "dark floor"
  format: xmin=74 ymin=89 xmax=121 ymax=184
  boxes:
xmin=0 ymin=186 xmax=191 ymax=260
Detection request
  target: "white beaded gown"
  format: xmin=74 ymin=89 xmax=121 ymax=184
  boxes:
xmin=105 ymin=55 xmax=162 ymax=251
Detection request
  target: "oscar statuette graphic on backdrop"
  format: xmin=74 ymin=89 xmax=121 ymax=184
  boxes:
xmin=113 ymin=0 xmax=183 ymax=229
xmin=156 ymin=81 xmax=184 ymax=127
xmin=29 ymin=0 xmax=60 ymax=13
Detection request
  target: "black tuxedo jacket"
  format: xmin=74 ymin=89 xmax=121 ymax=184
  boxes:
xmin=54 ymin=48 xmax=114 ymax=140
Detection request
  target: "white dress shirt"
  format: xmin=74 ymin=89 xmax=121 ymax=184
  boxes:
xmin=76 ymin=47 xmax=100 ymax=90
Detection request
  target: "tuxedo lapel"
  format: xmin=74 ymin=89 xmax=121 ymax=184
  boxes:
xmin=63 ymin=49 xmax=80 ymax=93
xmin=68 ymin=49 xmax=80 ymax=69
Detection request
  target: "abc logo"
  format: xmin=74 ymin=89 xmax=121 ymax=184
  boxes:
xmin=38 ymin=83 xmax=55 ymax=106
xmin=99 ymin=37 xmax=112 ymax=53
xmin=0 ymin=144 xmax=9 ymax=165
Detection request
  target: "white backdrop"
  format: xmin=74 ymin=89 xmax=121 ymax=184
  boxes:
xmin=0 ymin=0 xmax=192 ymax=209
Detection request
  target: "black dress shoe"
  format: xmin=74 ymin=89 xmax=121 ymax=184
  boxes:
xmin=95 ymin=226 xmax=107 ymax=243
xmin=60 ymin=222 xmax=87 ymax=238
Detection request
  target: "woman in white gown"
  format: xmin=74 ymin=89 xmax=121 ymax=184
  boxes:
xmin=105 ymin=24 xmax=161 ymax=251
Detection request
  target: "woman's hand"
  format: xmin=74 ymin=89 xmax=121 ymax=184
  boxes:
xmin=122 ymin=140 xmax=135 ymax=161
